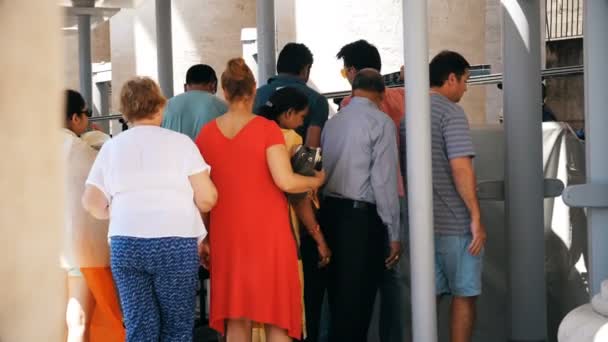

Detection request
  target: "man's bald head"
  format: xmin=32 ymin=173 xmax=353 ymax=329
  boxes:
xmin=352 ymin=68 xmax=385 ymax=105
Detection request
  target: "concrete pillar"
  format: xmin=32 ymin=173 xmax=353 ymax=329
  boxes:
xmin=582 ymin=0 xmax=608 ymax=298
xmin=0 ymin=0 xmax=66 ymax=340
xmin=78 ymin=14 xmax=93 ymax=108
xmin=502 ymin=0 xmax=547 ymax=340
xmin=256 ymin=0 xmax=276 ymax=84
xmin=93 ymin=81 xmax=111 ymax=132
xmin=402 ymin=0 xmax=438 ymax=341
xmin=558 ymin=3 xmax=608 ymax=341
xmin=155 ymin=0 xmax=174 ymax=98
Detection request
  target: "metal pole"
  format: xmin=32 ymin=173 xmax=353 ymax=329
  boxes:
xmin=502 ymin=0 xmax=547 ymax=341
xmin=256 ymin=0 xmax=276 ymax=84
xmin=77 ymin=14 xmax=93 ymax=109
xmin=155 ymin=0 xmax=174 ymax=98
xmin=583 ymin=0 xmax=608 ymax=298
xmin=403 ymin=0 xmax=437 ymax=341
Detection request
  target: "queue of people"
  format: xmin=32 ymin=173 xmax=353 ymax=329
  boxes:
xmin=63 ymin=39 xmax=486 ymax=342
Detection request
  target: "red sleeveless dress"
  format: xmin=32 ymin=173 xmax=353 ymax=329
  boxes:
xmin=195 ymin=116 xmax=302 ymax=339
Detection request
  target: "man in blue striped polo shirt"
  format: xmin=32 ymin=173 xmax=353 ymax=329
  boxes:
xmin=401 ymin=51 xmax=486 ymax=342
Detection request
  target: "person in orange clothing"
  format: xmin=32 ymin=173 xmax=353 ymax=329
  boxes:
xmin=195 ymin=58 xmax=325 ymax=342
xmin=61 ymin=90 xmax=124 ymax=342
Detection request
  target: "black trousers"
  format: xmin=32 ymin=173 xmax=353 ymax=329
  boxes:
xmin=299 ymin=231 xmax=328 ymax=342
xmin=321 ymin=197 xmax=387 ymax=342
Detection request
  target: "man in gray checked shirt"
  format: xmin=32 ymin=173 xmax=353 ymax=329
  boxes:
xmin=320 ymin=68 xmax=401 ymax=342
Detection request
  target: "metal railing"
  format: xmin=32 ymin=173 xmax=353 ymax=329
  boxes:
xmin=546 ymin=0 xmax=584 ymax=40
xmin=324 ymin=65 xmax=584 ymax=99
xmin=87 ymin=65 xmax=584 ymax=125
xmin=88 ymin=114 xmax=123 ymax=122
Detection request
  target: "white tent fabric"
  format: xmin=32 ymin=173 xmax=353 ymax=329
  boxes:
xmin=368 ymin=123 xmax=588 ymax=342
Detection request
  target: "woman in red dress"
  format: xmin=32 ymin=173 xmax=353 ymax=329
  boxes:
xmin=195 ymin=58 xmax=325 ymax=342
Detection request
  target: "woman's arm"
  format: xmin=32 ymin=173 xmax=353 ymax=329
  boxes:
xmin=189 ymin=170 xmax=218 ymax=213
xmin=292 ymin=197 xmax=332 ymax=267
xmin=82 ymin=185 xmax=110 ymax=220
xmin=266 ymin=144 xmax=325 ymax=193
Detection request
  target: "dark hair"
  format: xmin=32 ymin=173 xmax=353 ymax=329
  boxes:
xmin=65 ymin=89 xmax=86 ymax=121
xmin=258 ymin=87 xmax=309 ymax=123
xmin=352 ymin=69 xmax=385 ymax=93
xmin=186 ymin=64 xmax=217 ymax=85
xmin=276 ymin=43 xmax=314 ymax=75
xmin=221 ymin=58 xmax=256 ymax=102
xmin=337 ymin=40 xmax=382 ymax=72
xmin=120 ymin=77 xmax=167 ymax=121
xmin=429 ymin=50 xmax=470 ymax=87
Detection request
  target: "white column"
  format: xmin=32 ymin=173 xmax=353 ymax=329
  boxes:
xmin=256 ymin=0 xmax=276 ymax=84
xmin=78 ymin=14 xmax=93 ymax=108
xmin=558 ymin=3 xmax=608 ymax=340
xmin=582 ymin=0 xmax=608 ymax=298
xmin=402 ymin=0 xmax=438 ymax=341
xmin=156 ymin=0 xmax=174 ymax=98
xmin=0 ymin=1 xmax=66 ymax=340
xmin=502 ymin=0 xmax=547 ymax=340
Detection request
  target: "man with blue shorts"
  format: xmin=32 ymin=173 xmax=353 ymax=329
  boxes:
xmin=402 ymin=50 xmax=486 ymax=342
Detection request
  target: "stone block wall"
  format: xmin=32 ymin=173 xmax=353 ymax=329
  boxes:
xmin=63 ymin=20 xmax=112 ymax=93
xmin=109 ymin=0 xmax=256 ymax=109
xmin=277 ymin=0 xmax=488 ymax=124
xmin=546 ymin=38 xmax=584 ymax=130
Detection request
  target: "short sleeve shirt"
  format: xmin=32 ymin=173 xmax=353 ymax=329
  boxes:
xmin=162 ymin=90 xmax=228 ymax=140
xmin=253 ymin=75 xmax=329 ymax=141
xmin=86 ymin=126 xmax=210 ymax=240
xmin=430 ymin=93 xmax=476 ymax=235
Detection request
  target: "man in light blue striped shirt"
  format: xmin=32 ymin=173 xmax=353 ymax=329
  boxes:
xmin=408 ymin=50 xmax=486 ymax=342
xmin=321 ymin=69 xmax=401 ymax=341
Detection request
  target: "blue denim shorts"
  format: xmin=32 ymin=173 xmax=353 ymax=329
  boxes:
xmin=435 ymin=234 xmax=483 ymax=297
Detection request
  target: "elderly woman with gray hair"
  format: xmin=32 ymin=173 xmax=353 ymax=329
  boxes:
xmin=82 ymin=77 xmax=218 ymax=342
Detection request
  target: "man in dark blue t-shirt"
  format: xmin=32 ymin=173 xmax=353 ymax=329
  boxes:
xmin=253 ymin=43 xmax=329 ymax=147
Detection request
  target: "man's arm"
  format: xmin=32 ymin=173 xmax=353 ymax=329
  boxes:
xmin=370 ymin=119 xmax=402 ymax=268
xmin=305 ymin=125 xmax=321 ymax=147
xmin=450 ymin=157 xmax=485 ymax=256
xmin=450 ymin=157 xmax=480 ymax=220
xmin=443 ymin=107 xmax=485 ymax=256
xmin=305 ymin=95 xmax=330 ymax=147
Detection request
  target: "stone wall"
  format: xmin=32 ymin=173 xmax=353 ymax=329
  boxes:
xmin=276 ymin=0 xmax=488 ymax=124
xmin=63 ymin=20 xmax=112 ymax=93
xmin=109 ymin=0 xmax=257 ymax=109
xmin=546 ymin=38 xmax=584 ymax=129
xmin=485 ymin=0 xmax=503 ymax=124
xmin=62 ymin=0 xmax=493 ymax=124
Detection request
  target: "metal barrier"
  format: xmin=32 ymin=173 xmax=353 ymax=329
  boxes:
xmin=85 ymin=65 xmax=584 ymax=124
xmin=324 ymin=65 xmax=583 ymax=99
xmin=88 ymin=114 xmax=123 ymax=122
xmin=546 ymin=0 xmax=584 ymax=40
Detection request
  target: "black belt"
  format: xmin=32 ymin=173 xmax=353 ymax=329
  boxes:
xmin=324 ymin=196 xmax=376 ymax=210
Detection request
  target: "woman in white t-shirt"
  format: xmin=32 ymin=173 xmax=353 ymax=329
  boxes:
xmin=82 ymin=77 xmax=217 ymax=342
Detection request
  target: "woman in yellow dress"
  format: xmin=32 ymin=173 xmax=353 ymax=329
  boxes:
xmin=256 ymin=87 xmax=332 ymax=341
